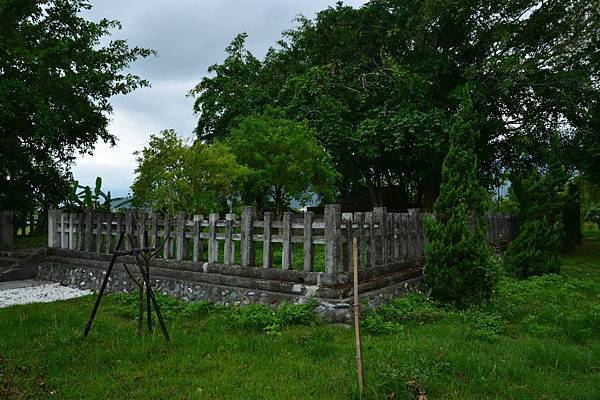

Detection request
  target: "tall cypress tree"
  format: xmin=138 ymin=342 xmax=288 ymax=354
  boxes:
xmin=424 ymin=91 xmax=498 ymax=307
xmin=504 ymin=162 xmax=567 ymax=277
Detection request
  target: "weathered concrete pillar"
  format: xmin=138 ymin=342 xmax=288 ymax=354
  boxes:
xmin=282 ymin=212 xmax=292 ymax=270
xmin=225 ymin=213 xmax=236 ymax=264
xmin=48 ymin=210 xmax=61 ymax=248
xmin=192 ymin=214 xmax=202 ymax=262
xmin=262 ymin=212 xmax=272 ymax=269
xmin=373 ymin=207 xmax=387 ymax=265
xmin=353 ymin=212 xmax=365 ymax=270
xmin=303 ymin=211 xmax=314 ymax=272
xmin=175 ymin=212 xmax=187 ymax=261
xmin=240 ymin=206 xmax=255 ymax=267
xmin=208 ymin=213 xmax=218 ymax=263
xmin=0 ymin=211 xmax=14 ymax=248
xmin=324 ymin=204 xmax=341 ymax=274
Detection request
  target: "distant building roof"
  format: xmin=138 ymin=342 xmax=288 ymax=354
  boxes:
xmin=110 ymin=197 xmax=134 ymax=210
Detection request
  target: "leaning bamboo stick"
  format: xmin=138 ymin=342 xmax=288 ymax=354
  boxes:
xmin=353 ymin=237 xmax=365 ymax=395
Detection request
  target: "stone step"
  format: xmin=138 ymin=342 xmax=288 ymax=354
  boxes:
xmin=0 ymin=257 xmax=20 ymax=268
xmin=0 ymin=250 xmax=36 ymax=259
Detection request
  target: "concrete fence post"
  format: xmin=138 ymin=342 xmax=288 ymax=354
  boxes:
xmin=47 ymin=210 xmax=61 ymax=248
xmin=240 ymin=206 xmax=255 ymax=267
xmin=303 ymin=211 xmax=314 ymax=272
xmin=175 ymin=212 xmax=187 ymax=261
xmin=208 ymin=213 xmax=218 ymax=263
xmin=263 ymin=212 xmax=272 ymax=269
xmin=324 ymin=204 xmax=341 ymax=274
xmin=282 ymin=212 xmax=292 ymax=270
xmin=373 ymin=207 xmax=387 ymax=265
xmin=0 ymin=211 xmax=14 ymax=248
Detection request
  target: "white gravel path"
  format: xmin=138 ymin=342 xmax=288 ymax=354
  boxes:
xmin=0 ymin=280 xmax=92 ymax=308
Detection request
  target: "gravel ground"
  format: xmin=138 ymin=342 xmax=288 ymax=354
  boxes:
xmin=0 ymin=280 xmax=91 ymax=308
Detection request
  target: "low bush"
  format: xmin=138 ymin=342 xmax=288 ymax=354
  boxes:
xmin=504 ymin=165 xmax=567 ymax=277
xmin=278 ymin=299 xmax=319 ymax=326
xmin=118 ymin=294 xmax=320 ymax=335
xmin=504 ymin=218 xmax=563 ymax=277
xmin=584 ymin=202 xmax=600 ymax=229
xmin=229 ymin=300 xmax=320 ymax=335
xmin=361 ymin=293 xmax=446 ymax=334
xmin=361 ymin=314 xmax=404 ymax=334
xmin=229 ymin=303 xmax=281 ymax=334
xmin=376 ymin=293 xmax=445 ymax=323
xmin=461 ymin=310 xmax=506 ymax=342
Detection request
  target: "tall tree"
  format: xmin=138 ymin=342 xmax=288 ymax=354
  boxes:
xmin=228 ymin=110 xmax=337 ymax=215
xmin=131 ymin=130 xmax=248 ymax=215
xmin=425 ymin=91 xmax=498 ymax=307
xmin=191 ymin=0 xmax=599 ymax=210
xmin=0 ymin=0 xmax=154 ymax=213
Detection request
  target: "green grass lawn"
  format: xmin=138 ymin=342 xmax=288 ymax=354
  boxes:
xmin=1 ymin=228 xmax=599 ymax=399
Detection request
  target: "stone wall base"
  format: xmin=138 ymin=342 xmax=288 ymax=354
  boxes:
xmin=37 ymin=260 xmax=425 ymax=323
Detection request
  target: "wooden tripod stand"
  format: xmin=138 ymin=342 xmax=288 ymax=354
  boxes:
xmin=83 ymin=231 xmax=170 ymax=342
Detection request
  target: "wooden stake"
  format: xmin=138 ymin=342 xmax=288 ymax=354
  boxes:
xmin=353 ymin=237 xmax=365 ymax=395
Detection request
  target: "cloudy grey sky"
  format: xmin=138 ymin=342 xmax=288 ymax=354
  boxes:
xmin=73 ymin=0 xmax=367 ymax=197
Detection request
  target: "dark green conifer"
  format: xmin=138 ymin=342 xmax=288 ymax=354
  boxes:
xmin=425 ymin=91 xmax=498 ymax=308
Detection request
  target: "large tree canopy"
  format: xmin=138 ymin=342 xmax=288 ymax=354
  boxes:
xmin=191 ymin=0 xmax=599 ymax=210
xmin=0 ymin=0 xmax=154 ymax=212
xmin=131 ymin=130 xmax=249 ymax=215
xmin=228 ymin=110 xmax=338 ymax=215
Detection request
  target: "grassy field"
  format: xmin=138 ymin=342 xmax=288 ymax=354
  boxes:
xmin=0 ymin=228 xmax=598 ymax=399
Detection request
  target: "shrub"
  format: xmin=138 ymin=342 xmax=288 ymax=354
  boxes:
xmin=461 ymin=310 xmax=506 ymax=342
xmin=425 ymin=93 xmax=499 ymax=308
xmin=361 ymin=314 xmax=404 ymax=334
xmin=119 ymin=294 xmax=213 ymax=321
xmin=376 ymin=294 xmax=444 ymax=323
xmin=561 ymin=181 xmax=582 ymax=253
xmin=584 ymin=202 xmax=600 ymax=229
xmin=361 ymin=293 xmax=446 ymax=334
xmin=229 ymin=304 xmax=281 ymax=334
xmin=504 ymin=218 xmax=563 ymax=277
xmin=229 ymin=300 xmax=320 ymax=334
xmin=278 ymin=299 xmax=319 ymax=326
xmin=504 ymin=165 xmax=566 ymax=277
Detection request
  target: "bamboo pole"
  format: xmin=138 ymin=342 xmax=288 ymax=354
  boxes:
xmin=353 ymin=237 xmax=365 ymax=395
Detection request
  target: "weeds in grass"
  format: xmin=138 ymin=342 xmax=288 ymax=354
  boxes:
xmin=376 ymin=294 xmax=446 ymax=323
xmin=117 ymin=293 xmax=319 ymax=335
xmin=278 ymin=299 xmax=319 ymax=326
xmin=229 ymin=299 xmax=320 ymax=335
xmin=461 ymin=310 xmax=506 ymax=342
xmin=361 ymin=293 xmax=446 ymax=334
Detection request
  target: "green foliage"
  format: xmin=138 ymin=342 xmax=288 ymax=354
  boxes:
xmin=375 ymin=293 xmax=444 ymax=324
xmin=487 ymin=264 xmax=600 ymax=342
xmin=228 ymin=110 xmax=338 ymax=214
xmin=561 ymin=181 xmax=582 ymax=253
xmin=191 ymin=1 xmax=599 ymax=209
xmin=131 ymin=130 xmax=248 ymax=215
xmin=425 ymin=93 xmax=499 ymax=307
xmin=64 ymin=177 xmax=111 ymax=212
xmin=584 ymin=202 xmax=600 ymax=229
xmin=504 ymin=166 xmax=567 ymax=277
xmin=229 ymin=300 xmax=320 ymax=335
xmin=119 ymin=293 xmax=213 ymax=322
xmin=119 ymin=293 xmax=319 ymax=335
xmin=1 ymin=240 xmax=599 ymax=399
xmin=0 ymin=0 xmax=153 ymax=213
xmin=229 ymin=304 xmax=282 ymax=335
xmin=361 ymin=293 xmax=445 ymax=334
xmin=278 ymin=299 xmax=319 ymax=326
xmin=361 ymin=314 xmax=405 ymax=335
xmin=504 ymin=219 xmax=563 ymax=277
xmin=461 ymin=310 xmax=506 ymax=342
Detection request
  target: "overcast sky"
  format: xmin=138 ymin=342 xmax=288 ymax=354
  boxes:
xmin=73 ymin=0 xmax=367 ymax=198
